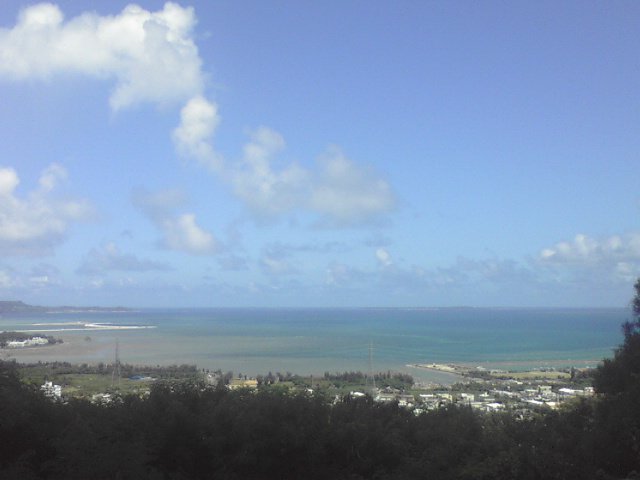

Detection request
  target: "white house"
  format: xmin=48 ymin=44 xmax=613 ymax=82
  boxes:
xmin=41 ymin=381 xmax=62 ymax=398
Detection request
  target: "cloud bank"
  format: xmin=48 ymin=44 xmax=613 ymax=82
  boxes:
xmin=539 ymin=232 xmax=640 ymax=281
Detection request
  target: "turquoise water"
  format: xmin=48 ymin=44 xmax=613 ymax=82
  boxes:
xmin=0 ymin=307 xmax=628 ymax=382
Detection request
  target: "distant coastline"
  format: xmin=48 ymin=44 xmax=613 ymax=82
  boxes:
xmin=0 ymin=300 xmax=132 ymax=314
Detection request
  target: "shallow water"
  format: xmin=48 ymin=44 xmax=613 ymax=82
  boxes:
xmin=0 ymin=307 xmax=627 ymax=383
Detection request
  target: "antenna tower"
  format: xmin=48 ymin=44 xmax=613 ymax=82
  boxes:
xmin=367 ymin=341 xmax=377 ymax=394
xmin=111 ymin=339 xmax=122 ymax=386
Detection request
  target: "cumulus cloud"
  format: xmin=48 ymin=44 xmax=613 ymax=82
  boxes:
xmin=310 ymin=148 xmax=396 ymax=226
xmin=538 ymin=232 xmax=640 ymax=280
xmin=231 ymin=126 xmax=309 ymax=220
xmin=172 ymin=95 xmax=223 ymax=171
xmin=161 ymin=213 xmax=218 ymax=255
xmin=38 ymin=163 xmax=67 ymax=191
xmin=229 ymin=130 xmax=396 ymax=225
xmin=133 ymin=188 xmax=219 ymax=255
xmin=0 ymin=164 xmax=93 ymax=256
xmin=0 ymin=2 xmax=229 ymax=183
xmin=0 ymin=2 xmax=205 ymax=111
xmin=77 ymin=242 xmax=171 ymax=275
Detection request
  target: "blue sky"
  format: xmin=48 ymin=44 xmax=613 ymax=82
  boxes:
xmin=0 ymin=1 xmax=638 ymax=307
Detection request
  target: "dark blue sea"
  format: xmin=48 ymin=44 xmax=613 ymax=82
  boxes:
xmin=0 ymin=307 xmax=628 ymax=383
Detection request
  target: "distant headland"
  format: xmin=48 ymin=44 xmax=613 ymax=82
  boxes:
xmin=0 ymin=300 xmax=132 ymax=314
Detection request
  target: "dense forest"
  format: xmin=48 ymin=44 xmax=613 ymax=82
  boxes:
xmin=1 ymin=282 xmax=639 ymax=479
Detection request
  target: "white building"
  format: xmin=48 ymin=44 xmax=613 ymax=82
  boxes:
xmin=8 ymin=337 xmax=49 ymax=348
xmin=41 ymin=381 xmax=62 ymax=398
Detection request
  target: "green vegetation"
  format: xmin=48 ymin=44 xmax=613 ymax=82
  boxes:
xmin=16 ymin=361 xmax=200 ymax=397
xmin=0 ymin=300 xmax=36 ymax=313
xmin=322 ymin=370 xmax=414 ymax=390
xmin=236 ymin=370 xmax=413 ymax=394
xmin=0 ymin=281 xmax=639 ymax=479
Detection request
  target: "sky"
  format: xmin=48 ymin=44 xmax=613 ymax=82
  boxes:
xmin=0 ymin=1 xmax=638 ymax=308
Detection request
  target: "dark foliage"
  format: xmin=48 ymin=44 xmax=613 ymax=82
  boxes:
xmin=323 ymin=370 xmax=414 ymax=390
xmin=591 ymin=278 xmax=640 ymax=477
xmin=0 ymin=361 xmax=634 ymax=479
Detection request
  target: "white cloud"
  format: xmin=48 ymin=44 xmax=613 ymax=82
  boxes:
xmin=229 ymin=130 xmax=395 ymax=225
xmin=231 ymin=126 xmax=309 ymax=220
xmin=0 ymin=3 xmax=398 ymax=231
xmin=133 ymin=188 xmax=219 ymax=256
xmin=0 ymin=2 xmax=205 ymax=111
xmin=538 ymin=232 xmax=640 ymax=280
xmin=0 ymin=167 xmax=20 ymax=195
xmin=172 ymin=95 xmax=224 ymax=171
xmin=539 ymin=233 xmax=640 ymax=264
xmin=38 ymin=163 xmax=67 ymax=192
xmin=28 ymin=276 xmax=50 ymax=286
xmin=160 ymin=213 xmax=218 ymax=255
xmin=310 ymin=147 xmax=396 ymax=226
xmin=0 ymin=268 xmax=19 ymax=288
xmin=0 ymin=3 xmax=229 ymax=183
xmin=0 ymin=164 xmax=93 ymax=255
xmin=375 ymin=247 xmax=393 ymax=269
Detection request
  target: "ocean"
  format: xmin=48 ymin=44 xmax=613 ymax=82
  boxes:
xmin=0 ymin=307 xmax=629 ymax=383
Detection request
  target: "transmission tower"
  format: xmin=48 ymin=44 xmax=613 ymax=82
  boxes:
xmin=366 ymin=341 xmax=377 ymax=394
xmin=111 ymin=339 xmax=122 ymax=386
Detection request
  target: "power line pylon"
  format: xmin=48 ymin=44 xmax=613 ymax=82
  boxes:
xmin=366 ymin=341 xmax=377 ymax=395
xmin=111 ymin=339 xmax=122 ymax=387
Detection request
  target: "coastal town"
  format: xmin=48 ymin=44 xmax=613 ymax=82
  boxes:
xmin=18 ymin=354 xmax=595 ymax=421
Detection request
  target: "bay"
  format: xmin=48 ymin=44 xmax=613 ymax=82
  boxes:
xmin=0 ymin=307 xmax=628 ymax=384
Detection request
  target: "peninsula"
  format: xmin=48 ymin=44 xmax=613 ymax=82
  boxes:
xmin=0 ymin=300 xmax=131 ymax=314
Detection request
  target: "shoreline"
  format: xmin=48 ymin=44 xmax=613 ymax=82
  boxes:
xmin=407 ymin=363 xmax=467 ymax=380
